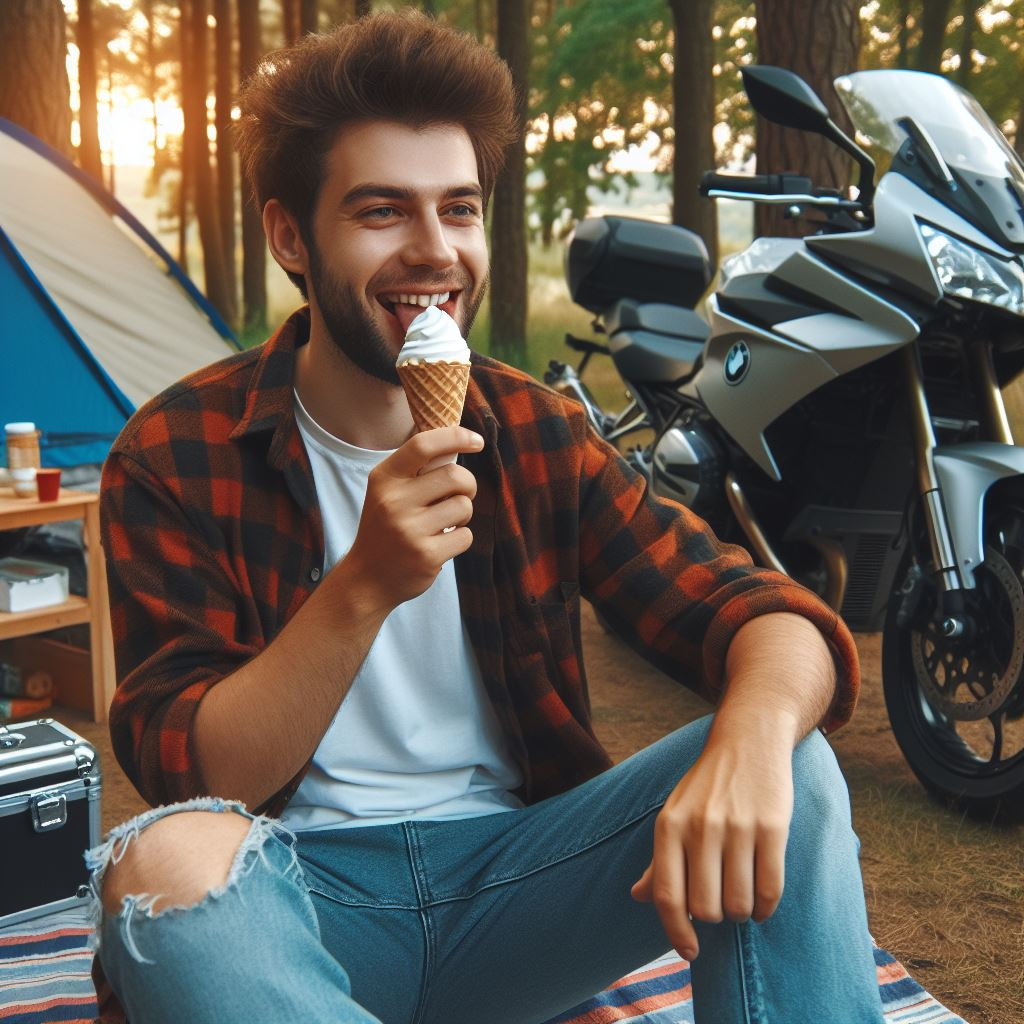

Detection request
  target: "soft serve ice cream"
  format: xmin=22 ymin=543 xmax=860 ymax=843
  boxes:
xmin=396 ymin=307 xmax=471 ymax=435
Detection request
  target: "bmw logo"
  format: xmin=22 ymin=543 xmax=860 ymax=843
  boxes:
xmin=724 ymin=341 xmax=750 ymax=385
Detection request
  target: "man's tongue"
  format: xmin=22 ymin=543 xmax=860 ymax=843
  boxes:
xmin=394 ymin=302 xmax=429 ymax=334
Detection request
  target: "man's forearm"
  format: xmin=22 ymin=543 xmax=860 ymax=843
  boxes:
xmin=193 ymin=557 xmax=389 ymax=809
xmin=709 ymin=611 xmax=838 ymax=750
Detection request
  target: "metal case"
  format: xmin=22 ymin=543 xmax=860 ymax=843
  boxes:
xmin=0 ymin=718 xmax=101 ymax=926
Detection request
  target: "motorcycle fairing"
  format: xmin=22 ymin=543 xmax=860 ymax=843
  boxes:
xmin=932 ymin=442 xmax=1024 ymax=587
xmin=808 ymin=173 xmax=1017 ymax=304
xmin=694 ymin=297 xmax=837 ymax=480
xmin=695 ymin=243 xmax=918 ymax=480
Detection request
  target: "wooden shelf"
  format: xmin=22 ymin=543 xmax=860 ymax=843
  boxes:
xmin=0 ymin=488 xmax=114 ymax=722
xmin=0 ymin=595 xmax=91 ymax=641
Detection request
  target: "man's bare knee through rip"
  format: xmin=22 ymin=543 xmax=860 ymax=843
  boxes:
xmin=101 ymin=810 xmax=253 ymax=917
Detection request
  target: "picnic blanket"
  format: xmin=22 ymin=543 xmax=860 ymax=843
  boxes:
xmin=0 ymin=909 xmax=969 ymax=1024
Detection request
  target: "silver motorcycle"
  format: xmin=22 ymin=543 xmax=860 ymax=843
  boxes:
xmin=546 ymin=66 xmax=1024 ymax=820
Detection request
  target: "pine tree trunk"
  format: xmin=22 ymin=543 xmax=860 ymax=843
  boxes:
xmin=489 ymin=0 xmax=529 ymax=367
xmin=0 ymin=0 xmax=71 ymax=156
xmin=76 ymin=0 xmax=103 ymax=180
xmin=282 ymin=0 xmax=299 ymax=42
xmin=300 ymin=0 xmax=318 ymax=33
xmin=955 ymin=0 xmax=977 ymax=86
xmin=239 ymin=0 xmax=268 ymax=334
xmin=187 ymin=0 xmax=234 ymax=322
xmin=753 ymin=0 xmax=860 ymax=238
xmin=916 ymin=0 xmax=953 ymax=73
xmin=179 ymin=0 xmax=192 ymax=272
xmin=668 ymin=0 xmax=718 ymax=269
xmin=215 ymin=0 xmax=238 ymax=329
xmin=144 ymin=0 xmax=159 ymax=173
xmin=896 ymin=0 xmax=910 ymax=69
xmin=355 ymin=0 xmax=371 ymax=17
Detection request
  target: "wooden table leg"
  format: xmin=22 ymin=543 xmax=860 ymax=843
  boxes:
xmin=83 ymin=502 xmax=115 ymax=723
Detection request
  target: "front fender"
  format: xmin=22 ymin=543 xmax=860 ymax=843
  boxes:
xmin=932 ymin=442 xmax=1024 ymax=587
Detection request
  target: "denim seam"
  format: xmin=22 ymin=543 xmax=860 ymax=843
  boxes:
xmin=403 ymin=822 xmax=436 ymax=1024
xmin=738 ymin=919 xmax=767 ymax=1023
xmin=420 ymin=798 xmax=666 ymax=907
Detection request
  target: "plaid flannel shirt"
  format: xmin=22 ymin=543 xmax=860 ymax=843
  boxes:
xmin=101 ymin=307 xmax=859 ymax=820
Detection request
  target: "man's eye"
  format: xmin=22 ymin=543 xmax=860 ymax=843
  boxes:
xmin=365 ymin=206 xmax=397 ymax=219
xmin=448 ymin=204 xmax=479 ymax=218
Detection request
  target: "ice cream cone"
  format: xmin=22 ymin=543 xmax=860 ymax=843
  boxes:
xmin=397 ymin=359 xmax=471 ymax=433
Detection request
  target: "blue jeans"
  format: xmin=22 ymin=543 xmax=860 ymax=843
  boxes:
xmin=87 ymin=715 xmax=885 ymax=1023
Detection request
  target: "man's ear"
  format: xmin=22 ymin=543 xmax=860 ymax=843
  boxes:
xmin=263 ymin=199 xmax=309 ymax=278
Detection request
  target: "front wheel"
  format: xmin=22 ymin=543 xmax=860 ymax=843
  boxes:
xmin=882 ymin=490 xmax=1024 ymax=821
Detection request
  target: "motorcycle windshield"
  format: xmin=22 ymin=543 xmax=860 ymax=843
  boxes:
xmin=835 ymin=70 xmax=1024 ymax=250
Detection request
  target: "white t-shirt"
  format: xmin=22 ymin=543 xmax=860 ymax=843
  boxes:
xmin=280 ymin=392 xmax=524 ymax=831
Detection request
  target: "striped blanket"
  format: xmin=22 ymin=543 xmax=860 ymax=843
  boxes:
xmin=1 ymin=910 xmax=968 ymax=1024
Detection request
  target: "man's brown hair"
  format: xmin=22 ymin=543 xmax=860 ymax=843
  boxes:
xmin=235 ymin=10 xmax=517 ymax=293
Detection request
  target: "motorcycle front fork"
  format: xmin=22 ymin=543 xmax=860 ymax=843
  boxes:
xmin=901 ymin=341 xmax=1015 ymax=635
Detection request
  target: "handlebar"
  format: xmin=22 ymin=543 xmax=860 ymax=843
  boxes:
xmin=565 ymin=333 xmax=610 ymax=356
xmin=699 ymin=171 xmax=815 ymax=196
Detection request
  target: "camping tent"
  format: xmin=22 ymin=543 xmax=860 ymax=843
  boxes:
xmin=0 ymin=117 xmax=239 ymax=468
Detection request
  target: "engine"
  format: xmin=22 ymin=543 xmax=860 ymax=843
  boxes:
xmin=649 ymin=420 xmax=725 ymax=522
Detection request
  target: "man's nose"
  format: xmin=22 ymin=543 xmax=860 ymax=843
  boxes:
xmin=401 ymin=213 xmax=458 ymax=269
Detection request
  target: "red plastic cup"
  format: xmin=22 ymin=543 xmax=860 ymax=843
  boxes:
xmin=36 ymin=468 xmax=61 ymax=501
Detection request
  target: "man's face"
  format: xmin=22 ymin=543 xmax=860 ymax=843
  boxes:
xmin=304 ymin=121 xmax=489 ymax=385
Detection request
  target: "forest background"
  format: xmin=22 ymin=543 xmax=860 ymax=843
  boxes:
xmin=5 ymin=0 xmax=1024 ymax=373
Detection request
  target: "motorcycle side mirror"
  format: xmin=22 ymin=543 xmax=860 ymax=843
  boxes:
xmin=741 ymin=65 xmax=830 ymax=133
xmin=741 ymin=64 xmax=876 ymax=208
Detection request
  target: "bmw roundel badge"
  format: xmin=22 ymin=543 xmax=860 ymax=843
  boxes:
xmin=724 ymin=341 xmax=750 ymax=385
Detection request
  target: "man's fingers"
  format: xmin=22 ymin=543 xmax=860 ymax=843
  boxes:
xmin=650 ymin=822 xmax=699 ymax=960
xmin=721 ymin=828 xmax=756 ymax=922
xmin=386 ymin=427 xmax=483 ymax=478
xmin=424 ymin=494 xmax=474 ymax=534
xmin=685 ymin=819 xmax=724 ymax=924
xmin=630 ymin=862 xmax=653 ymax=902
xmin=752 ymin=821 xmax=787 ymax=923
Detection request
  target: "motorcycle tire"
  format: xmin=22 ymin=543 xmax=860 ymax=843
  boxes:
xmin=882 ymin=490 xmax=1024 ymax=823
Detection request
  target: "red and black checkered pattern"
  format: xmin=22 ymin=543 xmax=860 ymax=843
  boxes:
xmin=100 ymin=308 xmax=859 ymax=818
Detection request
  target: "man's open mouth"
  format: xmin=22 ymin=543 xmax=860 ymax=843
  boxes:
xmin=377 ymin=290 xmax=462 ymax=333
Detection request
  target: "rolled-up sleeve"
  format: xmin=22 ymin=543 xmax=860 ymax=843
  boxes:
xmin=577 ymin=425 xmax=858 ymax=733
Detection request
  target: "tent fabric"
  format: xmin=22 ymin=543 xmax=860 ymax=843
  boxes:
xmin=0 ymin=118 xmax=238 ymax=467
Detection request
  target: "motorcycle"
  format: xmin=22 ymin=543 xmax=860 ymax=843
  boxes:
xmin=545 ymin=65 xmax=1024 ymax=820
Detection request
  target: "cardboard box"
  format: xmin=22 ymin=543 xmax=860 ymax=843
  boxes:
xmin=0 ymin=558 xmax=70 ymax=613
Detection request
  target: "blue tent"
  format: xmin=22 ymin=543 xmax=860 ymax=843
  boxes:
xmin=0 ymin=118 xmax=239 ymax=467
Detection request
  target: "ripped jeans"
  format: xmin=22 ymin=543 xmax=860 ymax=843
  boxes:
xmin=87 ymin=716 xmax=885 ymax=1024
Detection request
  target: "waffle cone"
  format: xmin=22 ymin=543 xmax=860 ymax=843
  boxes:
xmin=397 ymin=360 xmax=471 ymax=432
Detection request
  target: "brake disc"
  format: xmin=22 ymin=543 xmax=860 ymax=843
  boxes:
xmin=910 ymin=545 xmax=1024 ymax=721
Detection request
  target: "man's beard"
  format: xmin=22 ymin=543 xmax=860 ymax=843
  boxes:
xmin=307 ymin=244 xmax=487 ymax=386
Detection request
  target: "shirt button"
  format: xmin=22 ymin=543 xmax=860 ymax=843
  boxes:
xmin=310 ymin=567 xmax=321 ymax=582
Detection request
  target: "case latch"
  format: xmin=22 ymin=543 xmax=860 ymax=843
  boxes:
xmin=31 ymin=792 xmax=68 ymax=832
xmin=0 ymin=727 xmax=26 ymax=750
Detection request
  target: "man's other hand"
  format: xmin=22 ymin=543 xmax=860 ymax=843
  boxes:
xmin=629 ymin=711 xmax=796 ymax=962
xmin=343 ymin=426 xmax=484 ymax=613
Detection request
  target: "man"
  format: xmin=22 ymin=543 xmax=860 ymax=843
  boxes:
xmin=89 ymin=11 xmax=884 ymax=1024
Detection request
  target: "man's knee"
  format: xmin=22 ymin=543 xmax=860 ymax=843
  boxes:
xmin=792 ymin=729 xmax=852 ymax=822
xmin=99 ymin=809 xmax=253 ymax=917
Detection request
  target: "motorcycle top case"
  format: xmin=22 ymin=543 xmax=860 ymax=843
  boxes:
xmin=567 ymin=216 xmax=712 ymax=313
xmin=0 ymin=718 xmax=101 ymax=926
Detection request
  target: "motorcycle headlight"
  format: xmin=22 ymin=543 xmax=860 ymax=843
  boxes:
xmin=919 ymin=223 xmax=1024 ymax=315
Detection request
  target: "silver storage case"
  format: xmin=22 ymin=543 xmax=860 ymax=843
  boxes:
xmin=0 ymin=718 xmax=101 ymax=926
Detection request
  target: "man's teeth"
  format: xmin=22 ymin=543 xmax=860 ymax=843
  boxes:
xmin=385 ymin=291 xmax=450 ymax=308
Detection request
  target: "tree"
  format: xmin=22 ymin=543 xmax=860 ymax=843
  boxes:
xmin=490 ymin=0 xmax=530 ymax=366
xmin=215 ymin=0 xmax=238 ymax=326
xmin=238 ymin=0 xmax=268 ymax=335
xmin=917 ymin=0 xmax=953 ymax=73
xmin=182 ymin=0 xmax=236 ymax=324
xmin=301 ymin=0 xmax=318 ymax=33
xmin=668 ymin=0 xmax=717 ymax=267
xmin=76 ymin=0 xmax=103 ymax=182
xmin=753 ymin=0 xmax=860 ymax=238
xmin=355 ymin=0 xmax=371 ymax=17
xmin=0 ymin=0 xmax=71 ymax=156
